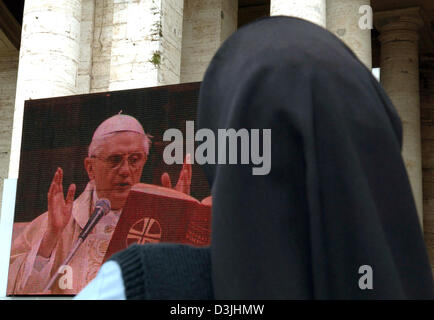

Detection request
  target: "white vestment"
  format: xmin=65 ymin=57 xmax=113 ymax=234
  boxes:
xmin=8 ymin=180 xmax=120 ymax=295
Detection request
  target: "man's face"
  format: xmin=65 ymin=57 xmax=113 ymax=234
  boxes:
xmin=85 ymin=132 xmax=146 ymax=210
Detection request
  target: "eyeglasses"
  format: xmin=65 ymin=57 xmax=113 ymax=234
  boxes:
xmin=92 ymin=152 xmax=146 ymax=170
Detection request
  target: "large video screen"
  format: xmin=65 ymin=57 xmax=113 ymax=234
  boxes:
xmin=7 ymin=82 xmax=211 ymax=295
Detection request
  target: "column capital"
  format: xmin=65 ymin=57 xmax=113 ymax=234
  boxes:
xmin=375 ymin=7 xmax=424 ymax=44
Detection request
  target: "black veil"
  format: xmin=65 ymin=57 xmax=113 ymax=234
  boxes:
xmin=197 ymin=16 xmax=434 ymax=299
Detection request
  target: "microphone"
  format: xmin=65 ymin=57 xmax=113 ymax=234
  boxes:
xmin=79 ymin=199 xmax=111 ymax=240
xmin=43 ymin=199 xmax=111 ymax=293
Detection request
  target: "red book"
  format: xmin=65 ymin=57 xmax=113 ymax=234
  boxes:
xmin=103 ymin=183 xmax=212 ymax=262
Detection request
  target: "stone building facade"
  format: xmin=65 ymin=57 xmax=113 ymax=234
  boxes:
xmin=1 ymin=0 xmax=434 ymax=275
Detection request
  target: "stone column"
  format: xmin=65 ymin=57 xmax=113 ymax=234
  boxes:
xmin=326 ymin=0 xmax=372 ymax=69
xmin=8 ymin=0 xmax=81 ymax=180
xmin=375 ymin=7 xmax=424 ymax=226
xmin=0 ymin=30 xmax=19 ymax=217
xmin=77 ymin=0 xmax=95 ymax=94
xmin=270 ymin=0 xmax=326 ymax=28
xmin=180 ymin=0 xmax=238 ymax=83
xmin=108 ymin=0 xmax=184 ymax=90
xmin=90 ymin=0 xmax=114 ymax=93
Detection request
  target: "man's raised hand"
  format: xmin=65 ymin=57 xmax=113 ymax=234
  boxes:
xmin=39 ymin=167 xmax=76 ymax=258
xmin=161 ymin=154 xmax=192 ymax=195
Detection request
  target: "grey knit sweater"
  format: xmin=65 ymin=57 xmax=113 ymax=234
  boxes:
xmin=109 ymin=243 xmax=214 ymax=300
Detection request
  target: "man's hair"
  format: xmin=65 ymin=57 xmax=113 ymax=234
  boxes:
xmin=88 ymin=131 xmax=152 ymax=157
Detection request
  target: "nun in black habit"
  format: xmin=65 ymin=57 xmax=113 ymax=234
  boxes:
xmin=79 ymin=16 xmax=434 ymax=300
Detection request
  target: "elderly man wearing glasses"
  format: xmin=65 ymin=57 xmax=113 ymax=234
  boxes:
xmin=8 ymin=114 xmax=192 ymax=294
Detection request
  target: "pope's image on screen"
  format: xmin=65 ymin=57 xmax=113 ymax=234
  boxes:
xmin=7 ymin=83 xmax=211 ymax=295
